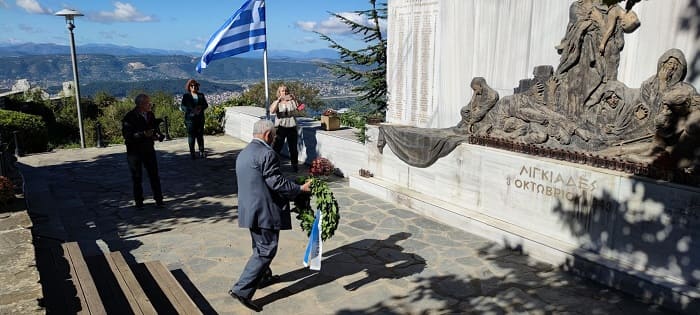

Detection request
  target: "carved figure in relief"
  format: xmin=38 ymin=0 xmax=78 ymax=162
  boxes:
xmin=487 ymin=93 xmax=590 ymax=145
xmin=584 ymin=81 xmax=639 ymax=143
xmin=489 ymin=93 xmax=550 ymax=144
xmin=556 ymin=0 xmax=598 ymax=76
xmin=457 ymin=77 xmax=499 ymax=134
xmin=602 ymin=49 xmax=700 ymax=165
xmin=639 ymin=49 xmax=689 ymax=120
xmin=555 ymin=0 xmax=640 ymax=117
xmin=630 ymin=49 xmax=700 ymax=159
xmin=597 ymin=2 xmax=640 ymax=82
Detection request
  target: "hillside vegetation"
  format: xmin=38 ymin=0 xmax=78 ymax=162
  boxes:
xmin=1 ymin=54 xmax=335 ymax=92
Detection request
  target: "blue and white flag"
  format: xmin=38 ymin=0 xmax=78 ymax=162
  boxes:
xmin=303 ymin=210 xmax=323 ymax=271
xmin=196 ymin=0 xmax=266 ymax=73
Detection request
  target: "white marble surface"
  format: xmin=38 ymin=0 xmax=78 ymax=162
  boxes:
xmin=363 ymin=124 xmax=700 ymax=288
xmin=388 ymin=0 xmax=699 ymax=128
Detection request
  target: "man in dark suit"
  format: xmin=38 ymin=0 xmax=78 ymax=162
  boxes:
xmin=121 ymin=94 xmax=164 ymax=208
xmin=229 ymin=119 xmax=311 ymax=312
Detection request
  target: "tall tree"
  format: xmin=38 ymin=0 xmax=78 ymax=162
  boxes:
xmin=317 ymin=0 xmax=387 ymax=115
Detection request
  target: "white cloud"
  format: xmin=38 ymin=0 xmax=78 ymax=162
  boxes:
xmin=185 ymin=37 xmax=207 ymax=50
xmin=90 ymin=2 xmax=156 ymax=23
xmin=98 ymin=30 xmax=128 ymax=40
xmin=16 ymin=0 xmax=51 ymax=14
xmin=18 ymin=23 xmax=41 ymax=33
xmin=296 ymin=21 xmax=317 ymax=32
xmin=294 ymin=37 xmax=317 ymax=45
xmin=299 ymin=12 xmax=383 ymax=37
xmin=3 ymin=38 xmax=23 ymax=44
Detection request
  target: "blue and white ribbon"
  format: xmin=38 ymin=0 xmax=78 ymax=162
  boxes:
xmin=303 ymin=209 xmax=323 ymax=271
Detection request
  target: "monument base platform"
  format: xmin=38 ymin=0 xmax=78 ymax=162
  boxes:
xmin=349 ymin=174 xmax=700 ymax=314
xmin=349 ymin=125 xmax=700 ymax=314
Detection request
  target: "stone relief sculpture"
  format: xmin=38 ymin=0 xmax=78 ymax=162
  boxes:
xmin=456 ymin=77 xmax=499 ymax=134
xmin=461 ymin=0 xmax=700 ymax=173
xmin=593 ymin=49 xmax=700 ymax=164
xmin=644 ymin=50 xmax=700 ymax=158
xmin=381 ymin=0 xmax=699 ymax=178
xmin=555 ymin=0 xmax=641 ymax=117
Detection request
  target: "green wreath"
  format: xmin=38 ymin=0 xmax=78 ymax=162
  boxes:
xmin=292 ymin=177 xmax=340 ymax=241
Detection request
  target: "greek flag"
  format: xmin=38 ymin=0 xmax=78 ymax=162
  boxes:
xmin=303 ymin=210 xmax=323 ymax=271
xmin=196 ymin=0 xmax=266 ymax=73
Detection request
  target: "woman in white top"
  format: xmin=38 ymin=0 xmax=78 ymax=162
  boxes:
xmin=270 ymin=85 xmax=301 ymax=171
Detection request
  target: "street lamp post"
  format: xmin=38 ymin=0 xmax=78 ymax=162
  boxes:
xmin=55 ymin=9 xmax=85 ymax=149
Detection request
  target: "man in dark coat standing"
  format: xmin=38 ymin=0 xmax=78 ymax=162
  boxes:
xmin=121 ymin=94 xmax=164 ymax=208
xmin=228 ymin=119 xmax=311 ymax=312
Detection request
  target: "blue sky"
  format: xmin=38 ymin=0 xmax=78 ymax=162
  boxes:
xmin=0 ymin=0 xmax=383 ymax=52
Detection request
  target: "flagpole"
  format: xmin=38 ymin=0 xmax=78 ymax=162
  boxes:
xmin=264 ymin=48 xmax=270 ymax=120
xmin=263 ymin=0 xmax=270 ymax=120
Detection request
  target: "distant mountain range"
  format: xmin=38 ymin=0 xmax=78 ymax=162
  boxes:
xmin=0 ymin=43 xmax=339 ymax=60
xmin=0 ymin=43 xmax=347 ymax=98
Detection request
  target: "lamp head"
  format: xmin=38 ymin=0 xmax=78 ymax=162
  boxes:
xmin=55 ymin=9 xmax=83 ymax=24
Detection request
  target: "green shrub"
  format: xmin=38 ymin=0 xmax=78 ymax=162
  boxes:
xmin=4 ymin=99 xmax=57 ymax=126
xmin=97 ymin=101 xmax=133 ymax=146
xmin=339 ymin=110 xmax=368 ymax=129
xmin=48 ymin=98 xmax=80 ymax=148
xmin=0 ymin=109 xmax=48 ymax=153
xmin=153 ymin=103 xmax=186 ymax=139
xmin=204 ymin=105 xmax=226 ymax=135
xmin=82 ymin=118 xmax=98 ymax=147
xmin=339 ymin=109 xmax=371 ymax=143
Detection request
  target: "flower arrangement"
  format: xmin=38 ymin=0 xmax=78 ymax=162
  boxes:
xmin=309 ymin=157 xmax=334 ymax=177
xmin=0 ymin=176 xmax=15 ymax=205
xmin=292 ymin=177 xmax=340 ymax=241
xmin=322 ymin=109 xmax=338 ymax=117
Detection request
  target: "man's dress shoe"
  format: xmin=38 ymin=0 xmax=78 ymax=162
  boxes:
xmin=228 ymin=290 xmax=262 ymax=312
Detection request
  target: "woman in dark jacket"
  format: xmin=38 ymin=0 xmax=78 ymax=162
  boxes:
xmin=180 ymin=79 xmax=209 ymax=159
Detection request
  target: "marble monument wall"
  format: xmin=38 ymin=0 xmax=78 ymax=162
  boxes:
xmin=387 ymin=0 xmax=699 ymax=128
xmin=356 ymin=124 xmax=700 ymax=312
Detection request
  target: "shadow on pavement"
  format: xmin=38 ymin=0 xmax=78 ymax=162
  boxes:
xmin=256 ymin=232 xmax=426 ymax=306
xmin=22 ymin=145 xmax=242 ymax=313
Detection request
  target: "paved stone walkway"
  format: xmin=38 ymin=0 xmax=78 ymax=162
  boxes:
xmin=18 ymin=135 xmax=674 ymax=314
xmin=0 ymin=207 xmax=43 ymax=314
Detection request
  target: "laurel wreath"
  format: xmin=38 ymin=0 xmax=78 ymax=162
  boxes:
xmin=292 ymin=177 xmax=340 ymax=241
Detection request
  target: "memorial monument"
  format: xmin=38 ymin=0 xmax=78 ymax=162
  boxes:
xmin=381 ymin=0 xmax=700 ymax=185
xmin=362 ymin=1 xmax=700 ymax=313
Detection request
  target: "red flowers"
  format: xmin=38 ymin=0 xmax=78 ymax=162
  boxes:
xmin=309 ymin=157 xmax=334 ymax=176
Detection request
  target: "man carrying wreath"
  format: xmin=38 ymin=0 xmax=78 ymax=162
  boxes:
xmin=228 ymin=119 xmax=311 ymax=312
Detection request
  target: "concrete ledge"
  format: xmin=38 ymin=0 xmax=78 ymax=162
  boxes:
xmin=225 ymin=106 xmax=368 ymax=177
